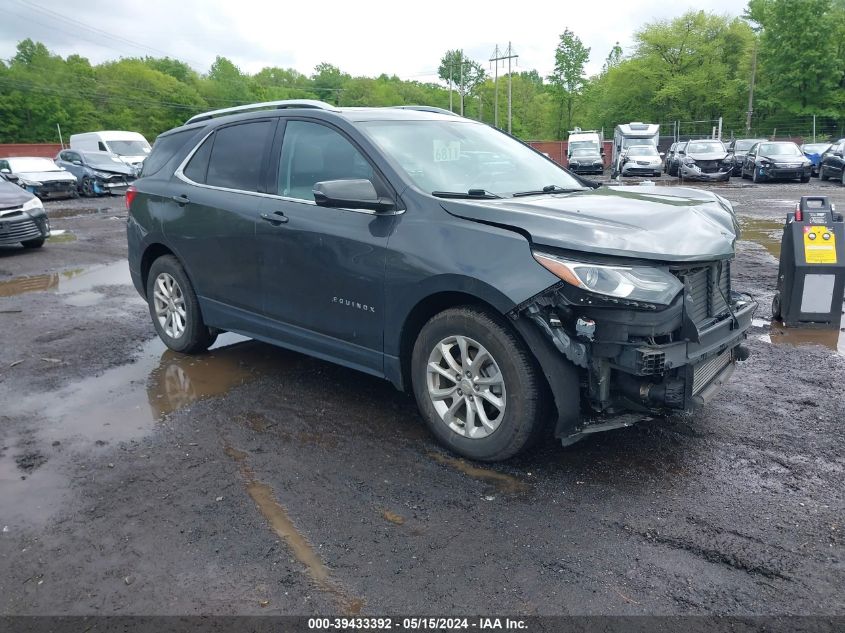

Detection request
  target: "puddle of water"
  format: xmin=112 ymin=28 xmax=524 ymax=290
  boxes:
xmin=225 ymin=444 xmax=364 ymax=614
xmin=47 ymin=231 xmax=77 ymax=243
xmin=738 ymin=217 xmax=784 ymax=259
xmin=62 ymin=290 xmax=105 ymax=307
xmin=769 ymin=322 xmax=845 ymax=356
xmin=0 ymin=261 xmax=129 ymax=298
xmin=427 ymin=452 xmax=528 ymax=495
xmin=381 ymin=510 xmax=405 ymax=525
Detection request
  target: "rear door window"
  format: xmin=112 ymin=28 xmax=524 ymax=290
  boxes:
xmin=206 ymin=121 xmax=273 ymax=192
xmin=277 ymin=120 xmax=373 ymax=201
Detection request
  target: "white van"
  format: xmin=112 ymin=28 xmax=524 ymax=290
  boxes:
xmin=69 ymin=131 xmax=151 ymax=170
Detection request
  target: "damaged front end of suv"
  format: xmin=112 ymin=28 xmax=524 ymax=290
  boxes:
xmin=452 ymin=186 xmax=756 ymax=446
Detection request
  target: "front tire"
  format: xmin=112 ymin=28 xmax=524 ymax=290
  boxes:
xmin=146 ymin=255 xmax=216 ymax=354
xmin=752 ymin=168 xmax=763 ymax=183
xmin=411 ymin=307 xmax=547 ymax=461
xmin=80 ymin=177 xmax=96 ymax=197
xmin=820 ymin=166 xmax=829 ymax=181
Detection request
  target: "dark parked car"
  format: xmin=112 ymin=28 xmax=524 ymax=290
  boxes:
xmin=127 ymin=100 xmax=755 ymax=461
xmin=819 ymin=138 xmax=845 ymax=184
xmin=54 ymin=149 xmax=137 ymax=197
xmin=0 ymin=156 xmax=77 ymax=199
xmin=663 ymin=142 xmax=677 ymax=173
xmin=665 ymin=141 xmax=688 ymax=176
xmin=566 ymin=147 xmax=604 ymax=174
xmin=726 ymin=138 xmax=767 ymax=176
xmin=801 ymin=142 xmax=831 ymax=177
xmin=0 ymin=172 xmax=51 ymax=248
xmin=677 ymin=139 xmax=731 ymax=182
xmin=741 ymin=141 xmax=812 ymax=183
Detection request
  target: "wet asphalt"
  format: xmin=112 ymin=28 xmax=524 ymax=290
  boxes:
xmin=0 ymin=178 xmax=843 ymax=617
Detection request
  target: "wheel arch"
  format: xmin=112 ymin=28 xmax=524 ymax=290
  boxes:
xmin=140 ymin=242 xmax=177 ymax=297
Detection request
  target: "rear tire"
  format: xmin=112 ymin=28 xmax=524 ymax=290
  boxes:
xmin=146 ymin=255 xmax=216 ymax=354
xmin=841 ymin=170 xmax=845 ymax=186
xmin=772 ymin=294 xmax=782 ymax=321
xmin=21 ymin=237 xmax=45 ymax=249
xmin=801 ymin=175 xmax=810 ymax=183
xmin=411 ymin=306 xmax=548 ymax=461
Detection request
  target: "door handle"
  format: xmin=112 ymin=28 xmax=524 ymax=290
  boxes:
xmin=260 ymin=211 xmax=289 ymax=225
xmin=171 ymin=194 xmax=190 ymax=205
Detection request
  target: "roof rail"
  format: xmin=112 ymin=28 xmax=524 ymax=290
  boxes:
xmin=390 ymin=105 xmax=459 ymax=116
xmin=185 ymin=99 xmax=337 ymax=125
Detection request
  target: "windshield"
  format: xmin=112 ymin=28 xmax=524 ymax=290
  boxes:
xmin=106 ymin=140 xmax=151 ymax=156
xmin=759 ymin=143 xmax=802 ymax=156
xmin=735 ymin=140 xmax=764 ymax=152
xmin=569 ymin=140 xmax=599 ymax=152
xmin=686 ymin=141 xmax=726 ymax=153
xmin=624 ymin=138 xmax=657 ymax=148
xmin=7 ymin=157 xmax=62 ymax=173
xmin=626 ymin=146 xmax=658 ymax=156
xmin=82 ymin=152 xmax=127 ymax=168
xmin=802 ymin=143 xmax=829 ymax=153
xmin=572 ymin=148 xmax=599 ymax=157
xmin=359 ymin=120 xmax=584 ymax=196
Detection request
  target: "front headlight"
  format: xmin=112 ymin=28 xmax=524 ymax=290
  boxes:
xmin=533 ymin=252 xmax=684 ymax=306
xmin=22 ymin=197 xmax=44 ymax=212
xmin=683 ymin=157 xmax=696 ymax=165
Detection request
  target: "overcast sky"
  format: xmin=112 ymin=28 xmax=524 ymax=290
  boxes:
xmin=1 ymin=0 xmax=744 ymax=82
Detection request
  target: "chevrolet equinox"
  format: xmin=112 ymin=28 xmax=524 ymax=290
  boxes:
xmin=127 ymin=100 xmax=755 ymax=461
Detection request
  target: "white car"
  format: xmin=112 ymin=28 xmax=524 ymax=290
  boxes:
xmin=0 ymin=156 xmax=78 ymax=199
xmin=620 ymin=146 xmax=663 ymax=177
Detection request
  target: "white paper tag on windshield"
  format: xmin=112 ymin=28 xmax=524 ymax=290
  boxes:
xmin=433 ymin=140 xmax=460 ymax=162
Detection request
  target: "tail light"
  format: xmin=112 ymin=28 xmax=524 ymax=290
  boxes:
xmin=125 ymin=185 xmax=137 ymax=211
xmin=794 ymin=202 xmax=803 ymax=222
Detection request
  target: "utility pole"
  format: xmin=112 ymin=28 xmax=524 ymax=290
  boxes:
xmin=490 ymin=42 xmax=519 ymax=133
xmin=448 ymin=63 xmax=453 ymax=113
xmin=489 ymin=45 xmax=501 ymax=128
xmin=746 ymin=41 xmax=758 ymax=133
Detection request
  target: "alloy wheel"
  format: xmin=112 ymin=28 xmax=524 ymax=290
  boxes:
xmin=153 ymin=272 xmax=187 ymax=339
xmin=426 ymin=335 xmax=507 ymax=439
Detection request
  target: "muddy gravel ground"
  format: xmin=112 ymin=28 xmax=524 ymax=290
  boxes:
xmin=0 ymin=180 xmax=843 ymax=619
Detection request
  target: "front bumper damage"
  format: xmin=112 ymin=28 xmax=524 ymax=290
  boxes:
xmin=509 ymin=265 xmax=757 ymax=445
xmin=91 ymin=174 xmax=135 ymax=196
xmin=679 ymin=163 xmax=732 ymax=182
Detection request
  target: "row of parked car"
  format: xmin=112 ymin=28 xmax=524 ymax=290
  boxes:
xmin=662 ymin=138 xmax=845 ymax=184
xmin=0 ymin=150 xmax=139 ymax=200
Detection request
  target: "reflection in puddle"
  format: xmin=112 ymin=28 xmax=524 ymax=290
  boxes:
xmin=769 ymin=322 xmax=845 ymax=356
xmin=225 ymin=444 xmax=364 ymax=614
xmin=0 ymin=261 xmax=129 ymax=298
xmin=427 ymin=452 xmax=528 ymax=495
xmin=739 ymin=217 xmax=784 ymax=259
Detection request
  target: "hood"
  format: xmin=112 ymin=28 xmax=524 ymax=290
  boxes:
xmin=440 ymin=186 xmax=738 ymax=262
xmin=117 ymin=155 xmax=147 ymax=165
xmin=14 ymin=169 xmax=77 ymax=183
xmin=759 ymin=154 xmax=808 ymax=164
xmin=570 ymin=154 xmax=602 ymax=161
xmin=90 ymin=163 xmax=135 ymax=177
xmin=0 ymin=178 xmax=35 ymax=208
xmin=686 ymin=151 xmax=728 ymax=161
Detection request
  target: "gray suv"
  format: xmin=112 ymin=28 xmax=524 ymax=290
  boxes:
xmin=127 ymin=100 xmax=755 ymax=461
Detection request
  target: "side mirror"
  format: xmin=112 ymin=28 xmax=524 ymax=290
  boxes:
xmin=313 ymin=179 xmax=394 ymax=212
xmin=659 ymin=152 xmax=665 ymax=157
xmin=72 ymin=160 xmax=82 ymax=166
xmin=0 ymin=167 xmax=10 ymax=174
xmin=835 ymin=151 xmax=843 ymax=158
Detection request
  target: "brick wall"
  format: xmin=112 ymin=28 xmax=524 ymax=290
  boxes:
xmin=0 ymin=143 xmax=63 ymax=159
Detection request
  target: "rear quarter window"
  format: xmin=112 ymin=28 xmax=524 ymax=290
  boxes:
xmin=142 ymin=129 xmax=202 ymax=177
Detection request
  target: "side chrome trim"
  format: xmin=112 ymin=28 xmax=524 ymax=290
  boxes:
xmin=172 ymin=129 xmax=405 ymax=216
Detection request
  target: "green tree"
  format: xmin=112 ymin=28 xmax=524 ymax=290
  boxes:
xmin=437 ymin=49 xmax=485 ymax=115
xmin=746 ymin=0 xmax=845 ymax=116
xmin=547 ymin=29 xmax=591 ymax=138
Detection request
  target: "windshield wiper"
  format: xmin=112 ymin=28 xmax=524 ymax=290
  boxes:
xmin=432 ymin=189 xmax=502 ymax=199
xmin=511 ymin=184 xmax=586 ymax=197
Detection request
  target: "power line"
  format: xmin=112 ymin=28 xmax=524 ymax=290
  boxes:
xmin=8 ymin=0 xmax=207 ymax=70
xmin=490 ymin=42 xmax=518 ymax=133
